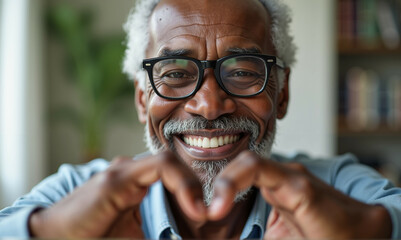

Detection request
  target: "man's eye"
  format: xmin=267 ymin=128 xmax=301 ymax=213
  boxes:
xmin=165 ymin=72 xmax=186 ymax=78
xmin=225 ymin=70 xmax=259 ymax=79
xmin=231 ymin=71 xmax=254 ymax=77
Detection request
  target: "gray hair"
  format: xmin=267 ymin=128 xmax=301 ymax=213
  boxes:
xmin=123 ymin=0 xmax=296 ymax=90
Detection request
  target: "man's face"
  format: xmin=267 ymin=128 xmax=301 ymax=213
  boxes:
xmin=136 ymin=0 xmax=288 ymax=202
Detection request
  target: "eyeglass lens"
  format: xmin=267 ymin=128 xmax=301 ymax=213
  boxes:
xmin=152 ymin=56 xmax=267 ymax=98
xmin=220 ymin=56 xmax=267 ymax=96
xmin=153 ymin=59 xmax=199 ymax=98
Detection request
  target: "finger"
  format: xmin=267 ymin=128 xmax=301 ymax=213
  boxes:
xmin=105 ymin=208 xmax=144 ymax=238
xmin=257 ymin=162 xmax=316 ymax=213
xmin=208 ymin=151 xmax=299 ymax=220
xmin=218 ymin=152 xmax=312 ymax=212
xmin=265 ymin=207 xmax=305 ymax=239
xmin=267 ymin=207 xmax=279 ymax=229
xmin=101 ymin=156 xmax=161 ymax=210
xmin=108 ymin=151 xmax=207 ymax=222
xmin=265 ymin=208 xmax=287 ymax=240
xmin=113 ymin=151 xmax=206 ymax=221
xmin=156 ymin=151 xmax=206 ymax=221
xmin=208 ymin=150 xmax=262 ymax=220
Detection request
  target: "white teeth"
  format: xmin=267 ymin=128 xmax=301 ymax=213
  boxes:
xmin=218 ymin=136 xmax=224 ymax=146
xmin=210 ymin=137 xmax=219 ymax=148
xmin=224 ymin=135 xmax=229 ymax=144
xmin=183 ymin=134 xmax=240 ymax=148
xmin=202 ymin=138 xmax=210 ymax=148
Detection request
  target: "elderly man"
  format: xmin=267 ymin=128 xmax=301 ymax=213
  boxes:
xmin=1 ymin=0 xmax=401 ymax=238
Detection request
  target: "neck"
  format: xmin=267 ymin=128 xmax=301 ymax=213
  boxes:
xmin=166 ymin=188 xmax=257 ymax=239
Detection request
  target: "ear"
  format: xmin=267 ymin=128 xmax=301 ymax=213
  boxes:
xmin=135 ymin=80 xmax=148 ymax=124
xmin=277 ymin=68 xmax=290 ymax=119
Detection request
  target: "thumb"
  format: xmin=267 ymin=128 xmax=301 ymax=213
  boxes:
xmin=265 ymin=207 xmax=305 ymax=239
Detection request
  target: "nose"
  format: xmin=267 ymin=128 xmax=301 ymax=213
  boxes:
xmin=184 ymin=69 xmax=236 ymax=120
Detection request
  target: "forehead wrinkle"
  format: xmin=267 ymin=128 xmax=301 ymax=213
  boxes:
xmin=155 ymin=34 xmax=205 ymax=56
xmin=161 ymin=34 xmax=204 ymax=42
xmin=215 ymin=34 xmax=262 ymax=41
xmin=156 ymin=29 xmax=255 ymax=49
xmin=167 ymin=22 xmax=252 ymax=29
xmin=155 ymin=8 xmax=254 ymax=28
xmin=160 ymin=23 xmax=251 ymax=39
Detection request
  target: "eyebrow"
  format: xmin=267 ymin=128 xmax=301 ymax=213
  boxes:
xmin=226 ymin=47 xmax=262 ymax=54
xmin=159 ymin=48 xmax=192 ymax=57
xmin=158 ymin=47 xmax=261 ymax=58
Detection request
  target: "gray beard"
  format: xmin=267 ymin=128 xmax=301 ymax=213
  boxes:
xmin=144 ymin=116 xmax=276 ymax=206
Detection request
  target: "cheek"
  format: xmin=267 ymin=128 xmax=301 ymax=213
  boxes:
xmin=239 ymin=92 xmax=275 ymax=141
xmin=252 ymin=94 xmax=274 ymax=119
xmin=147 ymin=95 xmax=183 ymax=143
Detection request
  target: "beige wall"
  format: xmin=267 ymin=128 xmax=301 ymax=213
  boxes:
xmin=274 ymin=0 xmax=336 ymax=157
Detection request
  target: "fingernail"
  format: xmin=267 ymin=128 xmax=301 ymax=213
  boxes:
xmin=209 ymin=197 xmax=224 ymax=215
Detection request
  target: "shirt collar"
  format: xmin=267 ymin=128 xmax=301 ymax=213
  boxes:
xmin=142 ymin=181 xmax=269 ymax=239
xmin=240 ymin=190 xmax=269 ymax=239
xmin=141 ymin=181 xmax=181 ymax=240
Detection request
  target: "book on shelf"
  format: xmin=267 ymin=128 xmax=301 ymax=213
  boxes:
xmin=386 ymin=75 xmax=401 ymax=129
xmin=341 ymin=67 xmax=401 ymax=131
xmin=338 ymin=0 xmax=401 ymax=49
xmin=345 ymin=67 xmax=380 ymax=130
xmin=377 ymin=0 xmax=401 ymax=49
xmin=357 ymin=0 xmax=379 ymax=48
xmin=338 ymin=0 xmax=357 ymax=45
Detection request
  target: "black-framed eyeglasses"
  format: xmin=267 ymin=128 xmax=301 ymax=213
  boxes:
xmin=142 ymin=53 xmax=285 ymax=100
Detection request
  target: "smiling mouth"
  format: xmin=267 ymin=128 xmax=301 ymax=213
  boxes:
xmin=182 ymin=134 xmax=242 ymax=149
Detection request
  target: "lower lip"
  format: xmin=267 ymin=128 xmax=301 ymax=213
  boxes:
xmin=173 ymin=135 xmax=250 ymax=160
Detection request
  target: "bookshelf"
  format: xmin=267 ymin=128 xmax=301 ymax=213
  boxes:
xmin=336 ymin=0 xmax=401 ymax=185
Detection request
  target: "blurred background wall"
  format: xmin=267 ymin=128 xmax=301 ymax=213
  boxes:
xmin=274 ymin=0 xmax=336 ymax=158
xmin=1 ymin=0 xmax=401 ymax=208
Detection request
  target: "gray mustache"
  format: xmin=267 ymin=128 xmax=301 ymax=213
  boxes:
xmin=163 ymin=116 xmax=260 ymax=142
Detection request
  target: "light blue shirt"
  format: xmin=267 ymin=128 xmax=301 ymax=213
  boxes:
xmin=141 ymin=181 xmax=268 ymax=239
xmin=1 ymin=152 xmax=401 ymax=238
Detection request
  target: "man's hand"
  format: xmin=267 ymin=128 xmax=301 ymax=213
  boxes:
xmin=208 ymin=150 xmax=392 ymax=239
xmin=265 ymin=207 xmax=305 ymax=238
xmin=29 ymin=151 xmax=206 ymax=238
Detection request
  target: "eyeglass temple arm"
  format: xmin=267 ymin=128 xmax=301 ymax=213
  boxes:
xmin=276 ymin=57 xmax=285 ymax=69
